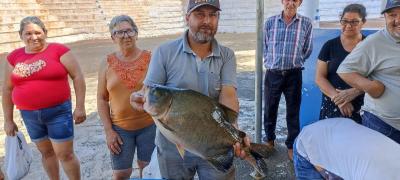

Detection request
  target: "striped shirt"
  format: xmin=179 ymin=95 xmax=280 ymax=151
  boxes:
xmin=263 ymin=12 xmax=313 ymax=70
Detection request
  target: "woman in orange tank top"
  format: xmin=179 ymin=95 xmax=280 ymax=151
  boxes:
xmin=97 ymin=15 xmax=155 ymax=179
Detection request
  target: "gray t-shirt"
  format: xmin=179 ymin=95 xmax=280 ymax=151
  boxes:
xmin=144 ymin=30 xmax=237 ymax=153
xmin=337 ymin=29 xmax=400 ymax=130
xmin=296 ymin=118 xmax=400 ymax=180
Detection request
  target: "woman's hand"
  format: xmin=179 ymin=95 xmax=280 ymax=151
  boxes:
xmin=73 ymin=107 xmax=86 ymax=124
xmin=4 ymin=120 xmax=18 ymax=136
xmin=332 ymin=88 xmax=361 ymax=106
xmin=338 ymin=102 xmax=354 ymax=117
xmin=105 ymin=129 xmax=123 ymax=155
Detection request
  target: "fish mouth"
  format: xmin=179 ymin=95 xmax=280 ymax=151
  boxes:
xmin=143 ymin=87 xmax=173 ymax=120
xmin=145 ymin=98 xmax=173 ymax=121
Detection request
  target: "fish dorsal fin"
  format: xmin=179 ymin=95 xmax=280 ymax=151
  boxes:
xmin=176 ymin=144 xmax=185 ymax=159
xmin=219 ymin=104 xmax=238 ymax=124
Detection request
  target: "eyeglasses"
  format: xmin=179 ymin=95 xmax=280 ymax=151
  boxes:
xmin=340 ymin=19 xmax=361 ymax=26
xmin=113 ymin=29 xmax=136 ymax=38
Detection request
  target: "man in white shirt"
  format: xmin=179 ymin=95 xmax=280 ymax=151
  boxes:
xmin=294 ymin=118 xmax=400 ymax=180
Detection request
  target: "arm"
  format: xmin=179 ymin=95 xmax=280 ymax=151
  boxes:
xmin=338 ymin=72 xmax=385 ymax=98
xmin=303 ymin=23 xmax=313 ymax=60
xmin=96 ymin=59 xmax=122 ymax=154
xmin=218 ymin=85 xmax=239 ymax=125
xmin=332 ymin=88 xmax=364 ymax=106
xmin=336 ymin=39 xmax=383 ymax=98
xmin=2 ymin=61 xmax=18 ymax=136
xmin=60 ymin=51 xmax=86 ymax=124
xmin=219 ymin=50 xmax=250 ymax=158
xmin=315 ymin=60 xmax=339 ymax=99
xmin=263 ymin=20 xmax=269 ymax=61
xmin=315 ymin=60 xmax=363 ymax=105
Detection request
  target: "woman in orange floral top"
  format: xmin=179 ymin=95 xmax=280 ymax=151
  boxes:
xmin=97 ymin=15 xmax=155 ymax=179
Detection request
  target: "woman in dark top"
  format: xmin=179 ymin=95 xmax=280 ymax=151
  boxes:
xmin=315 ymin=4 xmax=367 ymax=123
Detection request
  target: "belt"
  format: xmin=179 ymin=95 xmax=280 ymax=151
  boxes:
xmin=267 ymin=67 xmax=304 ymax=76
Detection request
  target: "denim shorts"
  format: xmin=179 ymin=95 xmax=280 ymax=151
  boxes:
xmin=157 ymin=145 xmax=235 ymax=180
xmin=20 ymin=100 xmax=74 ymax=143
xmin=110 ymin=124 xmax=156 ymax=170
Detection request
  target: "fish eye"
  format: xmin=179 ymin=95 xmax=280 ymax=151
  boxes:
xmin=153 ymin=90 xmax=161 ymax=98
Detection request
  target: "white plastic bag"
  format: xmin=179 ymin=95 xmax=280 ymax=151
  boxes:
xmin=142 ymin=148 xmax=161 ymax=179
xmin=4 ymin=132 xmax=33 ymax=180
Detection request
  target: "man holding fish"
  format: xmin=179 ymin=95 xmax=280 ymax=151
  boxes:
xmin=130 ymin=0 xmax=262 ymax=179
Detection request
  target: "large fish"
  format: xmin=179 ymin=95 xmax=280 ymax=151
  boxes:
xmin=143 ymin=85 xmax=273 ymax=176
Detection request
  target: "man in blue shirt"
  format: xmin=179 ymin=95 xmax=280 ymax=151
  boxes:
xmin=130 ymin=0 xmax=250 ymax=179
xmin=263 ymin=0 xmax=313 ymax=161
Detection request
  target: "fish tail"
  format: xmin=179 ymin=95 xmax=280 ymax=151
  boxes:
xmin=245 ymin=153 xmax=268 ymax=177
xmin=245 ymin=143 xmax=275 ymax=176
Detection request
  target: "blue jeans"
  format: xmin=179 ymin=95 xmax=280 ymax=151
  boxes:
xmin=110 ymin=124 xmax=156 ymax=170
xmin=157 ymin=146 xmax=235 ymax=180
xmin=20 ymin=100 xmax=73 ymax=142
xmin=362 ymin=111 xmax=400 ymax=144
xmin=264 ymin=69 xmax=302 ymax=149
xmin=293 ymin=144 xmax=324 ymax=180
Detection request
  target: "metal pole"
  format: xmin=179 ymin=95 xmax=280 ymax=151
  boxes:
xmin=255 ymin=0 xmax=264 ymax=144
xmin=251 ymin=1 xmax=267 ymax=179
xmin=303 ymin=0 xmax=320 ymax=28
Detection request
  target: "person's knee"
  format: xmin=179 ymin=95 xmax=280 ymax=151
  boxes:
xmin=113 ymin=169 xmax=132 ymax=180
xmin=39 ymin=148 xmax=56 ymax=159
xmin=56 ymin=151 xmax=75 ymax=162
xmin=137 ymin=160 xmax=149 ymax=169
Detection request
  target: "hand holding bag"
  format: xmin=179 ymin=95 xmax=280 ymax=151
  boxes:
xmin=4 ymin=132 xmax=33 ymax=180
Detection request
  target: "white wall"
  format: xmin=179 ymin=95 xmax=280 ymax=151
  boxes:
xmin=218 ymin=0 xmax=382 ymax=33
xmin=313 ymin=0 xmax=382 ymax=21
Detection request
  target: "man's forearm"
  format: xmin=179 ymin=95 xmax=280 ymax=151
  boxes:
xmin=338 ymin=72 xmax=385 ymax=98
xmin=339 ymin=72 xmax=370 ymax=91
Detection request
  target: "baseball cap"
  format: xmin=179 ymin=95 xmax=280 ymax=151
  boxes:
xmin=381 ymin=0 xmax=400 ymax=14
xmin=187 ymin=0 xmax=221 ymax=14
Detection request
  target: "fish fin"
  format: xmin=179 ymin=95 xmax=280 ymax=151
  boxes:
xmin=207 ymin=149 xmax=234 ymax=173
xmin=242 ymin=143 xmax=275 ymax=176
xmin=219 ymin=104 xmax=238 ymax=124
xmin=245 ymin=155 xmax=268 ymax=177
xmin=157 ymin=119 xmax=175 ymax=132
xmin=176 ymin=144 xmax=185 ymax=159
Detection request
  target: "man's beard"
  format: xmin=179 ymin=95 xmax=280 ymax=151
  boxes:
xmin=389 ymin=24 xmax=400 ymax=41
xmin=190 ymin=30 xmax=215 ymax=44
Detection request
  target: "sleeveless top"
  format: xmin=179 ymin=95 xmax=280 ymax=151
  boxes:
xmin=106 ymin=50 xmax=153 ymax=130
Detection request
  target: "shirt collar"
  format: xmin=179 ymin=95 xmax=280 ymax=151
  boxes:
xmin=383 ymin=28 xmax=400 ymax=44
xmin=182 ymin=30 xmax=221 ymax=57
xmin=278 ymin=11 xmax=300 ymax=22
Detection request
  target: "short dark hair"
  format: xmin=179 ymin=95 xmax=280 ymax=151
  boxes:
xmin=19 ymin=16 xmax=47 ymax=35
xmin=341 ymin=4 xmax=367 ymax=22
